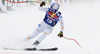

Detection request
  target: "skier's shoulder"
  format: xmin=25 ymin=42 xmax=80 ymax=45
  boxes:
xmin=56 ymin=11 xmax=62 ymax=17
xmin=56 ymin=11 xmax=63 ymax=19
xmin=56 ymin=11 xmax=62 ymax=15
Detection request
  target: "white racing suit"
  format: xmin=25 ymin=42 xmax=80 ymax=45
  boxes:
xmin=25 ymin=6 xmax=64 ymax=44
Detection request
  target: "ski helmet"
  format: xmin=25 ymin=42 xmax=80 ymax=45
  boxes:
xmin=50 ymin=3 xmax=60 ymax=13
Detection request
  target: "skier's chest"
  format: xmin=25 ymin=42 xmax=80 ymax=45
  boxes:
xmin=45 ymin=11 xmax=61 ymax=21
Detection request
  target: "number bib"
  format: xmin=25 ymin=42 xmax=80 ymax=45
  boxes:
xmin=43 ymin=10 xmax=61 ymax=27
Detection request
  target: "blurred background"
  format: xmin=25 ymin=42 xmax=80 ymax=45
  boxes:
xmin=0 ymin=0 xmax=100 ymax=11
xmin=0 ymin=0 xmax=100 ymax=54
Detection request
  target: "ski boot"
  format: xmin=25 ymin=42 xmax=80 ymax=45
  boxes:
xmin=33 ymin=40 xmax=40 ymax=46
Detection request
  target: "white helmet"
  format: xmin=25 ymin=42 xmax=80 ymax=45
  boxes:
xmin=50 ymin=3 xmax=60 ymax=12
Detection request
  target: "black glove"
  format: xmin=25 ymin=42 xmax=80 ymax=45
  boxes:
xmin=58 ymin=31 xmax=63 ymax=38
xmin=40 ymin=1 xmax=46 ymax=7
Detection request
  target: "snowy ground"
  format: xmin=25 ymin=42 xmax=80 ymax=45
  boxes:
xmin=0 ymin=1 xmax=100 ymax=54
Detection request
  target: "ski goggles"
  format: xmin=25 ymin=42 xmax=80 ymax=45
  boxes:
xmin=50 ymin=8 xmax=56 ymax=12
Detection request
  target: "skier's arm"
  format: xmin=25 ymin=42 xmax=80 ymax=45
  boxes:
xmin=38 ymin=1 xmax=49 ymax=11
xmin=59 ymin=15 xmax=64 ymax=32
xmin=58 ymin=15 xmax=64 ymax=38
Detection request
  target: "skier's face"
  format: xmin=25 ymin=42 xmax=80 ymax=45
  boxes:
xmin=51 ymin=10 xmax=55 ymax=14
xmin=50 ymin=8 xmax=56 ymax=14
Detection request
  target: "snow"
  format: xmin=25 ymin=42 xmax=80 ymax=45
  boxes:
xmin=0 ymin=1 xmax=100 ymax=54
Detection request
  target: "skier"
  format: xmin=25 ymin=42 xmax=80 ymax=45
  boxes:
xmin=24 ymin=1 xmax=64 ymax=46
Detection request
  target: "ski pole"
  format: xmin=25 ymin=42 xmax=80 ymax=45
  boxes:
xmin=63 ymin=36 xmax=83 ymax=49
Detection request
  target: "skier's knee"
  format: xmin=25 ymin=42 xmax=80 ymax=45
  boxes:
xmin=27 ymin=37 xmax=31 ymax=39
xmin=44 ymin=32 xmax=50 ymax=35
xmin=43 ymin=29 xmax=52 ymax=35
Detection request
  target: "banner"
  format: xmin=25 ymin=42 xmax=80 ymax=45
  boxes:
xmin=0 ymin=0 xmax=7 ymax=11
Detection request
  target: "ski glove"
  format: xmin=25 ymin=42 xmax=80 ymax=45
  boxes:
xmin=58 ymin=31 xmax=63 ymax=38
xmin=40 ymin=1 xmax=46 ymax=7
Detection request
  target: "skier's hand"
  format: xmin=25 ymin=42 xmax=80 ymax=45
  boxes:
xmin=40 ymin=1 xmax=46 ymax=7
xmin=58 ymin=31 xmax=63 ymax=38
